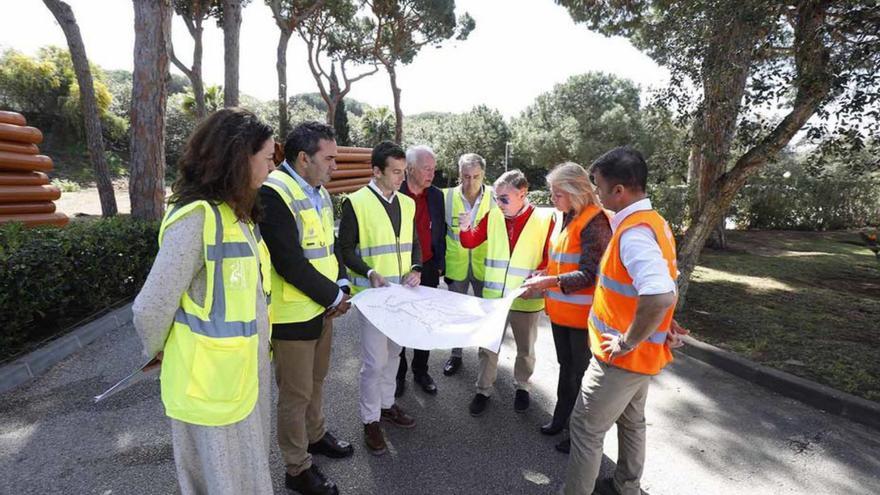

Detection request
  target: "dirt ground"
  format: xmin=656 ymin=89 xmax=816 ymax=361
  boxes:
xmin=55 ymin=184 xmax=169 ymax=217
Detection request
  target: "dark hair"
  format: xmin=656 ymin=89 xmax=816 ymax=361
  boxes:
xmin=284 ymin=121 xmax=336 ymax=163
xmin=371 ymin=141 xmax=406 ymax=172
xmin=589 ymin=146 xmax=648 ymax=192
xmin=170 ymin=108 xmax=274 ymax=222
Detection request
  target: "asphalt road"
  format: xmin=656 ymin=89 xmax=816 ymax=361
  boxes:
xmin=2 ymin=309 xmax=879 ymax=494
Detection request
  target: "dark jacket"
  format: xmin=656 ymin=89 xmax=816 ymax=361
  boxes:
xmin=400 ymin=180 xmax=446 ymax=273
xmin=258 ymin=166 xmax=346 ymax=340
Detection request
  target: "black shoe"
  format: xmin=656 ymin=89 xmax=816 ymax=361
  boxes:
xmin=395 ymin=377 xmax=405 ymax=398
xmin=555 ymin=437 xmax=570 ymax=454
xmin=285 ymin=465 xmax=338 ymax=495
xmin=592 ymin=478 xmax=621 ymax=495
xmin=308 ymin=431 xmax=354 ymax=459
xmin=540 ymin=421 xmax=565 ymax=436
xmin=443 ymin=356 xmax=462 ymax=376
xmin=414 ymin=373 xmax=438 ymax=394
xmin=469 ymin=393 xmax=490 ymax=416
xmin=514 ymin=390 xmax=530 ymax=413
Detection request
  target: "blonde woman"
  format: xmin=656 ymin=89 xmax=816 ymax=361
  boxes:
xmin=521 ymin=162 xmax=611 ymax=453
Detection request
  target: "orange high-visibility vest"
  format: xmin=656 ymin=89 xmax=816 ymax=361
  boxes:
xmin=588 ymin=209 xmax=678 ymax=375
xmin=544 ymin=204 xmax=606 ymax=329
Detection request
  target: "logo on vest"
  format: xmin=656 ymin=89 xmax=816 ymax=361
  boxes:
xmin=229 ymin=259 xmax=246 ymax=290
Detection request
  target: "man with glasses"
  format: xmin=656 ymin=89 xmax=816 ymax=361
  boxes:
xmin=442 ymin=153 xmax=496 ymax=376
xmin=457 ymin=169 xmax=554 ymax=417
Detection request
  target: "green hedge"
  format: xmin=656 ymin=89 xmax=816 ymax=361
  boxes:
xmin=0 ymin=217 xmax=159 ymax=359
xmin=731 ymin=176 xmax=880 ymax=230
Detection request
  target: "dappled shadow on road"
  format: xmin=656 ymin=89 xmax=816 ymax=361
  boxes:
xmin=0 ymin=328 xmax=178 ymax=494
xmin=652 ymin=354 xmax=880 ymax=494
xmin=313 ymin=313 xmax=636 ymax=494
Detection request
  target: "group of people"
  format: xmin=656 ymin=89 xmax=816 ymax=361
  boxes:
xmin=133 ymin=107 xmax=684 ymax=495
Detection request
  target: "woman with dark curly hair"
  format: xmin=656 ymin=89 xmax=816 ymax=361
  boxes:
xmin=133 ymin=108 xmax=277 ymax=494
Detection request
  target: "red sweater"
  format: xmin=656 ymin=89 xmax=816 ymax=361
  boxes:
xmin=403 ymin=186 xmax=433 ymax=263
xmin=460 ymin=204 xmax=554 ymax=270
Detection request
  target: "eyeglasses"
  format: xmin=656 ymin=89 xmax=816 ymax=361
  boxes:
xmin=589 ymin=173 xmax=597 ymax=186
xmin=494 ymin=195 xmax=511 ymax=205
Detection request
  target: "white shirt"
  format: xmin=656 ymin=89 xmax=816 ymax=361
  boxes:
xmin=368 ymin=179 xmax=396 ymax=204
xmin=611 ymin=198 xmax=677 ymax=296
xmin=460 ymin=185 xmax=485 ymax=225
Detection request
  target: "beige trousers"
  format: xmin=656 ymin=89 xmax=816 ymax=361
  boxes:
xmin=273 ymin=318 xmax=334 ymax=476
xmin=563 ymin=357 xmax=651 ymax=495
xmin=475 ymin=310 xmax=539 ymax=396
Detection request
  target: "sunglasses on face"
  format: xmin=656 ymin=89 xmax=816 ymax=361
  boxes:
xmin=494 ymin=195 xmax=511 ymax=205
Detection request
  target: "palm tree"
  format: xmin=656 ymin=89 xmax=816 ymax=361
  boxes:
xmin=183 ymin=85 xmax=223 ymax=117
xmin=360 ymin=106 xmax=395 ymax=145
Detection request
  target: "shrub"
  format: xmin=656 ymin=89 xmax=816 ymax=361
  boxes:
xmin=527 ymin=189 xmax=552 ymax=206
xmin=330 ymin=192 xmax=348 ymax=221
xmin=50 ymin=178 xmax=81 ymax=193
xmin=731 ymin=176 xmax=880 ymax=230
xmin=0 ymin=217 xmax=159 ymax=359
xmin=650 ymin=184 xmax=689 ymax=234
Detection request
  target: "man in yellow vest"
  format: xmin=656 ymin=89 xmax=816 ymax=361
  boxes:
xmin=259 ymin=122 xmax=352 ymax=495
xmin=442 ymin=153 xmax=495 ymax=376
xmin=458 ymin=170 xmax=554 ymax=417
xmin=564 ymin=147 xmax=678 ymax=495
xmin=337 ymin=141 xmax=422 ymax=456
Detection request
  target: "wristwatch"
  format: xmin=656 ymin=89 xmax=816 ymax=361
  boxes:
xmin=618 ymin=337 xmax=635 ymax=351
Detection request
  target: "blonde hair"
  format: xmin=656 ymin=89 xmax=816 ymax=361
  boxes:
xmin=546 ymin=162 xmax=599 ymax=213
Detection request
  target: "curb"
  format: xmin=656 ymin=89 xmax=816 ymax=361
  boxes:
xmin=679 ymin=335 xmax=880 ymax=431
xmin=0 ymin=303 xmax=133 ymax=394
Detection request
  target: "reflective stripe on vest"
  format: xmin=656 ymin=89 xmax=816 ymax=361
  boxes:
xmin=589 ymin=313 xmax=667 ymax=344
xmin=157 ymin=200 xmax=270 ymax=427
xmin=348 ymin=186 xmax=415 ymax=293
xmin=589 ymin=209 xmax=677 ymax=375
xmin=443 ymin=185 xmax=495 ymax=281
xmin=482 ymin=206 xmax=553 ymax=312
xmin=263 ymin=170 xmax=338 ymax=324
xmin=543 ymin=205 xmax=604 ymax=328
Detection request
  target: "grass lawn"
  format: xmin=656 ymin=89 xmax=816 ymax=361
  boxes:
xmin=680 ymin=230 xmax=880 ymax=402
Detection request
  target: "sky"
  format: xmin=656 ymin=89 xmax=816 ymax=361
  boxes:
xmin=0 ymin=0 xmax=669 ymax=118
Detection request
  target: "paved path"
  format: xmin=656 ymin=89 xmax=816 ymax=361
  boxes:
xmin=2 ymin=310 xmax=879 ymax=494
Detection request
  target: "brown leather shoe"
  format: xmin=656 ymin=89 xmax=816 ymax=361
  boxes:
xmin=380 ymin=404 xmax=416 ymax=429
xmin=363 ymin=422 xmax=387 ymax=456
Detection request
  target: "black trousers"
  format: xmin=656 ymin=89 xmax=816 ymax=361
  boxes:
xmin=397 ymin=258 xmax=441 ymax=379
xmin=550 ymin=322 xmax=592 ymax=427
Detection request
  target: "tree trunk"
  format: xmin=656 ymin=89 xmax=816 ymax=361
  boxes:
xmin=44 ymin=0 xmax=118 ymax=217
xmin=387 ymin=65 xmax=403 ymax=143
xmin=192 ymin=19 xmax=206 ymax=120
xmin=677 ymin=0 xmax=832 ymax=305
xmin=326 ymin=100 xmax=337 ymax=128
xmin=222 ymin=0 xmax=242 ymax=107
xmin=130 ymin=0 xmax=171 ymax=221
xmin=276 ymin=28 xmax=291 ymax=139
xmin=686 ymin=11 xmax=760 ymax=251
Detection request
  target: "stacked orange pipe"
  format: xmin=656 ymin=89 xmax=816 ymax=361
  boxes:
xmin=327 ymin=146 xmax=372 ymax=195
xmin=0 ymin=111 xmax=68 ymax=227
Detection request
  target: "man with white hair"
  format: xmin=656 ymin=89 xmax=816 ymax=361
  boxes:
xmin=442 ymin=153 xmax=496 ymax=376
xmin=394 ymin=145 xmax=447 ymax=396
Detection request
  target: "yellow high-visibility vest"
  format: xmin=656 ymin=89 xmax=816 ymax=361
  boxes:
xmin=347 ymin=186 xmax=415 ymax=293
xmin=263 ymin=169 xmax=338 ymax=324
xmin=443 ymin=185 xmax=495 ymax=282
xmin=482 ymin=206 xmax=553 ymax=312
xmin=158 ymin=200 xmax=271 ymax=426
